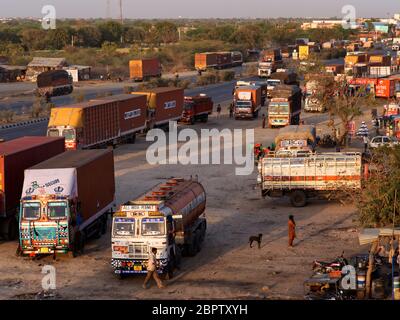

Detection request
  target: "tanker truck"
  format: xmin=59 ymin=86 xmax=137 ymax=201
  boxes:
xmin=111 ymin=177 xmax=206 ymax=278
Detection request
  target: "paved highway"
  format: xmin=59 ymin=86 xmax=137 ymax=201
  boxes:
xmin=0 ymin=77 xmax=255 ymax=141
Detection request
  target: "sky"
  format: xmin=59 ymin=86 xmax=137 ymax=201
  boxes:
xmin=0 ymin=0 xmax=398 ymax=19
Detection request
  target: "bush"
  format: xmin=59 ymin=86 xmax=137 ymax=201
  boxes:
xmin=196 ymin=73 xmax=218 ymax=86
xmin=221 ymin=70 xmax=235 ymax=81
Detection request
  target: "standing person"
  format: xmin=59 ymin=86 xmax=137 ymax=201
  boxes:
xmin=262 ymin=114 xmax=266 ymax=128
xmin=229 ymin=103 xmax=234 ymax=118
xmin=216 ymin=104 xmax=222 ymax=119
xmin=288 ymin=215 xmax=296 ymax=248
xmin=363 ymin=135 xmax=369 ymax=153
xmin=143 ymin=248 xmax=165 ymax=289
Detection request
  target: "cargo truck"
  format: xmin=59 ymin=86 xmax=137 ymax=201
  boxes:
xmin=257 ymin=152 xmax=363 ymax=207
xmin=258 ymin=49 xmax=283 ymax=78
xmin=131 ymin=87 xmax=184 ymax=130
xmin=36 ymin=70 xmax=73 ymax=98
xmin=181 ymin=94 xmax=213 ymax=124
xmin=47 ymin=94 xmax=147 ymax=150
xmin=234 ymin=85 xmax=262 ymax=119
xmin=0 ymin=137 xmax=65 ymax=240
xmin=269 ymin=70 xmax=299 ymax=86
xmin=129 ymin=58 xmax=162 ymax=81
xmin=19 ymin=150 xmax=116 ymax=257
xmin=268 ymin=85 xmax=302 ymax=127
xmin=111 ymin=177 xmax=206 ymax=278
xmin=194 ymin=51 xmax=242 ymax=72
xmin=273 ymin=125 xmax=316 ymax=157
xmin=236 ymin=80 xmax=268 ymax=106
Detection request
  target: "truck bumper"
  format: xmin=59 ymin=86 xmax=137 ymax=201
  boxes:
xmin=21 ymin=246 xmax=69 ymax=256
xmin=235 ymin=113 xmax=254 ymax=119
xmin=111 ymin=258 xmax=167 ymax=274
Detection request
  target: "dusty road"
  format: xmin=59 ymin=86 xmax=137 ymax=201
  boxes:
xmin=0 ymin=102 xmax=371 ymax=300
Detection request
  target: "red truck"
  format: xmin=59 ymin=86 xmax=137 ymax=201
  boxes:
xmin=181 ymin=95 xmax=213 ymax=124
xmin=132 ymin=87 xmax=184 ymax=130
xmin=47 ymin=94 xmax=148 ymax=149
xmin=129 ymin=58 xmax=162 ymax=81
xmin=234 ymin=85 xmax=262 ymax=119
xmin=194 ymin=51 xmax=242 ymax=72
xmin=36 ymin=70 xmax=73 ymax=98
xmin=0 ymin=136 xmax=65 ymax=240
xmin=19 ymin=149 xmax=116 ymax=257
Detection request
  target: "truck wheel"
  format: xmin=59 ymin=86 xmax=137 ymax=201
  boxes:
xmin=190 ymin=118 xmax=195 ymax=125
xmin=195 ymin=231 xmax=202 ymax=252
xmin=290 ymin=190 xmax=307 ymax=207
xmin=186 ymin=234 xmax=197 ymax=257
xmin=203 ymin=115 xmax=208 ymax=123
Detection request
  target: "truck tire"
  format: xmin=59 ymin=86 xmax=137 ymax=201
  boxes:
xmin=195 ymin=231 xmax=202 ymax=252
xmin=190 ymin=117 xmax=195 ymax=125
xmin=203 ymin=115 xmax=208 ymax=123
xmin=186 ymin=233 xmax=198 ymax=257
xmin=290 ymin=190 xmax=307 ymax=207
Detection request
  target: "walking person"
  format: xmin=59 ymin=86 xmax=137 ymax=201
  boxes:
xmin=288 ymin=215 xmax=296 ymax=248
xmin=363 ymin=135 xmax=369 ymax=153
xmin=216 ymin=104 xmax=222 ymax=119
xmin=229 ymin=103 xmax=234 ymax=118
xmin=262 ymin=114 xmax=266 ymax=128
xmin=143 ymin=248 xmax=165 ymax=289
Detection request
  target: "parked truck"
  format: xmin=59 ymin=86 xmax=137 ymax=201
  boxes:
xmin=0 ymin=137 xmax=65 ymax=240
xmin=181 ymin=94 xmax=213 ymax=124
xmin=236 ymin=80 xmax=268 ymax=106
xmin=234 ymin=85 xmax=262 ymax=119
xmin=19 ymin=149 xmax=116 ymax=257
xmin=194 ymin=51 xmax=242 ymax=72
xmin=36 ymin=70 xmax=73 ymax=98
xmin=129 ymin=58 xmax=162 ymax=81
xmin=269 ymin=70 xmax=299 ymax=86
xmin=47 ymin=94 xmax=147 ymax=150
xmin=258 ymin=49 xmax=283 ymax=78
xmin=268 ymin=85 xmax=302 ymax=127
xmin=257 ymin=152 xmax=363 ymax=207
xmin=131 ymin=87 xmax=184 ymax=130
xmin=111 ymin=177 xmax=206 ymax=278
xmin=273 ymin=125 xmax=316 ymax=157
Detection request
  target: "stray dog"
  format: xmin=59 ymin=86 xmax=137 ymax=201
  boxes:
xmin=249 ymin=234 xmax=262 ymax=249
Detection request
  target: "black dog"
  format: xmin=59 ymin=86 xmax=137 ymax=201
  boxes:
xmin=249 ymin=234 xmax=262 ymax=249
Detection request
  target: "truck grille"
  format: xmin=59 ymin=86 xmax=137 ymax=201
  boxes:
xmin=129 ymin=244 xmax=149 ymax=259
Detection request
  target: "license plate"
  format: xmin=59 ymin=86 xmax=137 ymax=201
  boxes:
xmin=39 ymin=248 xmax=50 ymax=254
xmin=134 ymin=265 xmax=142 ymax=271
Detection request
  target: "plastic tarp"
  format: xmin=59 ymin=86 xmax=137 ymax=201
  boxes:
xmin=275 ymin=125 xmax=316 ymax=145
xmin=22 ymin=168 xmax=77 ymax=198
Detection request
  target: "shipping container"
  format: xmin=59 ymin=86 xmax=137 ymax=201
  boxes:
xmin=261 ymin=49 xmax=282 ymax=62
xmin=0 ymin=136 xmax=65 ymax=240
xmin=299 ymin=45 xmax=309 ymax=60
xmin=47 ymin=94 xmax=147 ymax=149
xmin=375 ymin=78 xmax=396 ymax=98
xmin=194 ymin=52 xmax=236 ymax=71
xmin=195 ymin=53 xmax=218 ymax=71
xmin=369 ymin=55 xmax=391 ymax=66
xmin=129 ymin=58 xmax=161 ymax=81
xmin=19 ymin=149 xmax=116 ymax=256
xmin=325 ymin=64 xmax=344 ymax=74
xmin=132 ymin=87 xmax=184 ymax=128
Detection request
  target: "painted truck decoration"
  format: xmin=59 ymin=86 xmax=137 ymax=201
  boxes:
xmin=19 ymin=150 xmax=116 ymax=257
xmin=111 ymin=177 xmax=206 ymax=278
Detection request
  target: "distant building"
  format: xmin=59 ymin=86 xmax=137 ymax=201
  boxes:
xmin=0 ymin=65 xmax=27 ymax=82
xmin=301 ymin=20 xmax=361 ymax=30
xmin=64 ymin=65 xmax=91 ymax=82
xmin=26 ymin=57 xmax=68 ymax=81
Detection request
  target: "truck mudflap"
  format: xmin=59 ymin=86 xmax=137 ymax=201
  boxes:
xmin=111 ymin=258 xmax=168 ymax=274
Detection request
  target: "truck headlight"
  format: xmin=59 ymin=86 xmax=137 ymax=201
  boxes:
xmin=257 ymin=175 xmax=262 ymax=183
xmin=113 ymin=246 xmax=129 ymax=254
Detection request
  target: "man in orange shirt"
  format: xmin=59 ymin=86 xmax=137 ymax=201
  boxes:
xmin=288 ymin=215 xmax=296 ymax=248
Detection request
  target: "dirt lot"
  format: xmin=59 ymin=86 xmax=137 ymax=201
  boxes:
xmin=0 ymin=104 xmax=374 ymax=300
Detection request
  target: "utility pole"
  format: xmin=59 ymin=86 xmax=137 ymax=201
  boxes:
xmin=119 ymin=0 xmax=124 ymax=44
xmin=106 ymin=0 xmax=111 ymax=19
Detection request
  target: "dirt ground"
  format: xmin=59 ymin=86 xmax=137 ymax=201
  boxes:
xmin=0 ymin=102 xmax=380 ymax=300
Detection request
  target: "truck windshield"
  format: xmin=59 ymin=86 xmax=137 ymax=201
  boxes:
xmin=141 ymin=217 xmax=165 ymax=236
xmin=269 ymin=103 xmax=289 ymax=113
xmin=47 ymin=201 xmax=68 ymax=219
xmin=47 ymin=129 xmax=60 ymax=137
xmin=236 ymin=101 xmax=252 ymax=108
xmin=23 ymin=202 xmax=41 ymax=220
xmin=113 ymin=218 xmax=135 ymax=237
xmin=184 ymin=102 xmax=194 ymax=111
xmin=62 ymin=129 xmax=75 ymax=141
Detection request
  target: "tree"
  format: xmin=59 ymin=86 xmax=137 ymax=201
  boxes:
xmin=99 ymin=21 xmax=123 ymax=43
xmin=230 ymin=24 xmax=263 ymax=49
xmin=31 ymin=97 xmax=46 ymax=118
xmin=154 ymin=22 xmax=178 ymax=44
xmin=20 ymin=28 xmax=47 ymax=50
xmin=124 ymin=26 xmax=145 ymax=44
xmin=0 ymin=43 xmax=24 ymax=64
xmin=45 ymin=28 xmax=70 ymax=50
xmin=76 ymin=26 xmax=102 ymax=47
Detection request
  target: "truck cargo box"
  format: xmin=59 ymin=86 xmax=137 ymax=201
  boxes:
xmin=129 ymin=58 xmax=161 ymax=81
xmin=132 ymin=87 xmax=184 ymax=126
xmin=24 ymin=150 xmax=115 ymax=224
xmin=37 ymin=70 xmax=71 ymax=88
xmin=195 ymin=53 xmax=218 ymax=70
xmin=0 ymin=137 xmax=65 ymax=218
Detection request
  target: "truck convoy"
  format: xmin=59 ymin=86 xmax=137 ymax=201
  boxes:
xmin=195 ymin=51 xmax=243 ymax=73
xmin=268 ymin=85 xmax=302 ymax=127
xmin=129 ymin=58 xmax=162 ymax=81
xmin=47 ymin=94 xmax=147 ymax=149
xmin=258 ymin=49 xmax=284 ymax=78
xmin=36 ymin=70 xmax=73 ymax=98
xmin=19 ymin=149 xmax=116 ymax=257
xmin=0 ymin=137 xmax=65 ymax=240
xmin=111 ymin=177 xmax=206 ymax=278
xmin=234 ymin=85 xmax=262 ymax=119
xmin=132 ymin=87 xmax=184 ymax=130
xmin=257 ymin=152 xmax=363 ymax=207
xmin=181 ymin=94 xmax=213 ymax=124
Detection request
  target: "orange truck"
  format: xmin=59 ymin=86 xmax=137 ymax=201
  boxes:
xmin=234 ymin=85 xmax=262 ymax=119
xmin=375 ymin=78 xmax=396 ymax=98
xmin=194 ymin=51 xmax=242 ymax=72
xmin=129 ymin=58 xmax=161 ymax=81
